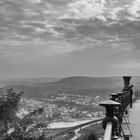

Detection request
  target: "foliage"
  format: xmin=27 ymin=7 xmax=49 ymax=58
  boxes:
xmin=0 ymin=89 xmax=47 ymax=140
xmin=86 ymin=132 xmax=98 ymax=140
xmin=0 ymin=88 xmax=23 ymax=133
xmin=80 ymin=131 xmax=98 ymax=140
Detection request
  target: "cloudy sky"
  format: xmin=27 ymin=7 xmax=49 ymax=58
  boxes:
xmin=0 ymin=0 xmax=140 ymax=79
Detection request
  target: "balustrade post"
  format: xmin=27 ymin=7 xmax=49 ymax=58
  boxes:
xmin=110 ymin=93 xmax=122 ymax=135
xmin=122 ymin=76 xmax=133 ymax=108
xmin=117 ymin=91 xmax=127 ymax=113
xmin=100 ymin=100 xmax=121 ymax=140
xmin=110 ymin=93 xmax=119 ymax=102
xmin=122 ymin=76 xmax=131 ymax=91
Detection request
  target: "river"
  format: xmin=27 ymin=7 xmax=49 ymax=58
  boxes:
xmin=48 ymin=118 xmax=100 ymax=128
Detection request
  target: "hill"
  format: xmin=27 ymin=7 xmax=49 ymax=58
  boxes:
xmin=55 ymin=76 xmax=123 ymax=89
xmin=0 ymin=77 xmax=60 ymax=87
xmin=1 ymin=76 xmax=139 ymax=99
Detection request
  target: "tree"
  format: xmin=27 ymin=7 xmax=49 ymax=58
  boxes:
xmin=0 ymin=88 xmax=23 ymax=134
xmin=0 ymin=89 xmax=47 ymax=140
xmin=9 ymin=107 xmax=47 ymax=140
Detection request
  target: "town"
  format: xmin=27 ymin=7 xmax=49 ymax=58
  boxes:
xmin=17 ymin=93 xmax=105 ymax=126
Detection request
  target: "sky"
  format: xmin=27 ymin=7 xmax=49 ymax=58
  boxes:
xmin=0 ymin=0 xmax=140 ymax=79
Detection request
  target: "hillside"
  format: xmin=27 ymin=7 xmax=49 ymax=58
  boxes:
xmin=1 ymin=76 xmax=139 ymax=99
xmin=0 ymin=77 xmax=61 ymax=87
xmin=55 ymin=76 xmax=123 ymax=89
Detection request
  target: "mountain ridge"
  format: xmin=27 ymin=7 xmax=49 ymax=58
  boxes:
xmin=1 ymin=76 xmax=140 ymax=99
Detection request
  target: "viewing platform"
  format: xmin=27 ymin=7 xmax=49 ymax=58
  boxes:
xmin=126 ymin=99 xmax=140 ymax=140
xmin=99 ymin=76 xmax=140 ymax=140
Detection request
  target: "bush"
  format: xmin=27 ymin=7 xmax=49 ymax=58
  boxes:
xmin=81 ymin=131 xmax=98 ymax=140
xmin=87 ymin=132 xmax=98 ymax=140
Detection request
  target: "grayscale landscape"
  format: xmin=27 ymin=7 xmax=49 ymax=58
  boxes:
xmin=0 ymin=76 xmax=139 ymax=125
xmin=0 ymin=0 xmax=140 ymax=139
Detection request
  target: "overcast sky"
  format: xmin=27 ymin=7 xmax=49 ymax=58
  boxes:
xmin=0 ymin=0 xmax=140 ymax=79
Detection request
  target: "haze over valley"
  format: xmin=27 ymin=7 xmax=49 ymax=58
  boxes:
xmin=0 ymin=76 xmax=139 ymax=128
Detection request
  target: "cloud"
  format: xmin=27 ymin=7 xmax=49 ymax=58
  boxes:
xmin=2 ymin=0 xmax=140 ymax=79
xmin=128 ymin=0 xmax=140 ymax=18
xmin=0 ymin=0 xmax=140 ymax=57
xmin=66 ymin=0 xmax=106 ymax=19
xmin=118 ymin=62 xmax=140 ymax=68
xmin=0 ymin=38 xmax=95 ymax=60
xmin=28 ymin=0 xmax=42 ymax=4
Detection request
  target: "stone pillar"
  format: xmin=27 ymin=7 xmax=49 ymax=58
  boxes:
xmin=122 ymin=76 xmax=133 ymax=108
xmin=100 ymin=100 xmax=121 ymax=138
xmin=122 ymin=76 xmax=131 ymax=91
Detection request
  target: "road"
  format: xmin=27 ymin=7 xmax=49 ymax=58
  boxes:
xmin=71 ymin=120 xmax=102 ymax=140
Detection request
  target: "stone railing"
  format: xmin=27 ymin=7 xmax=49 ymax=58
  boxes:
xmin=100 ymin=76 xmax=134 ymax=140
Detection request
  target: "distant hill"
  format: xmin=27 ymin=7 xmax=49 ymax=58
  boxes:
xmin=1 ymin=76 xmax=140 ymax=99
xmin=0 ymin=77 xmax=61 ymax=87
xmin=56 ymin=76 xmax=140 ymax=89
xmin=55 ymin=76 xmax=123 ymax=89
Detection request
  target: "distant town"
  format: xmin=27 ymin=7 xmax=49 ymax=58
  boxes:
xmin=18 ymin=93 xmax=106 ymax=126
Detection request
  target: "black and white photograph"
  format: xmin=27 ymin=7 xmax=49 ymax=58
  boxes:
xmin=0 ymin=0 xmax=140 ymax=139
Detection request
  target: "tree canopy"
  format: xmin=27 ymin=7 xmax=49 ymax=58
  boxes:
xmin=0 ymin=88 xmax=46 ymax=140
